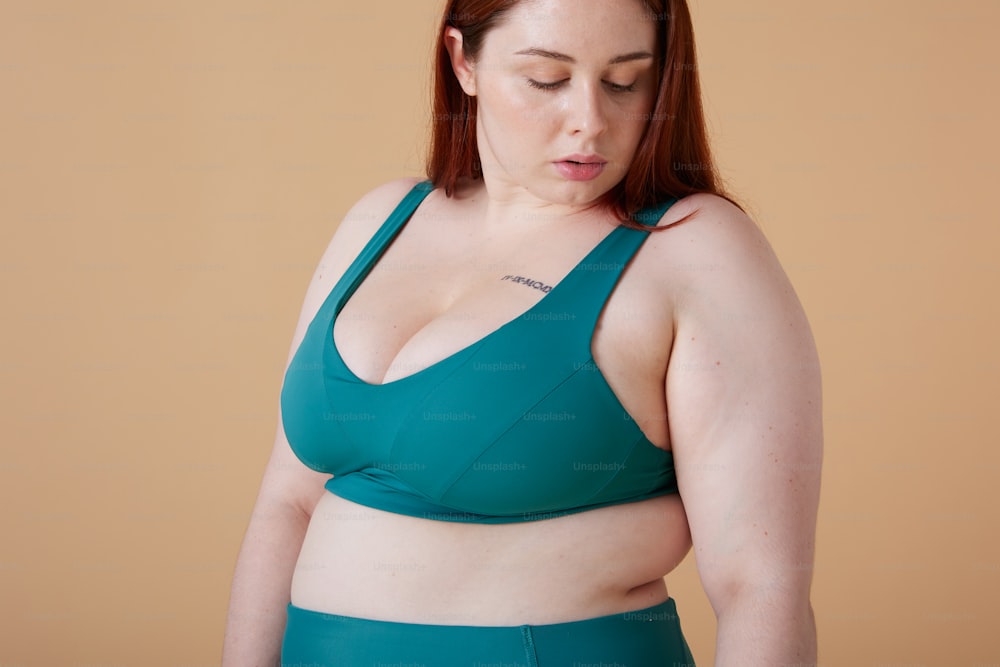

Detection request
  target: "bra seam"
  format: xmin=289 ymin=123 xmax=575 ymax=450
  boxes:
xmin=384 ymin=341 xmax=492 ymax=453
xmin=435 ymin=363 xmax=588 ymax=500
xmin=583 ymin=432 xmax=649 ymax=502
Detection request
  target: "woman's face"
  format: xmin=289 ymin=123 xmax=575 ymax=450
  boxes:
xmin=460 ymin=0 xmax=658 ymax=209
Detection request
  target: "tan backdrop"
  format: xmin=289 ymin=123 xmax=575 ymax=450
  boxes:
xmin=1 ymin=1 xmax=997 ymax=665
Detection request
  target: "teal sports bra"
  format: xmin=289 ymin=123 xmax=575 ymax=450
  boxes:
xmin=280 ymin=180 xmax=681 ymax=523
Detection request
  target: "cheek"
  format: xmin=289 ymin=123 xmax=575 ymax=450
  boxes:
xmin=481 ymin=80 xmax=560 ymax=133
xmin=620 ymin=91 xmax=658 ymax=139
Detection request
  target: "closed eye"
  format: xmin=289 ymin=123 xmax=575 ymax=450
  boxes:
xmin=526 ymin=78 xmax=638 ymax=93
xmin=607 ymin=81 xmax=638 ymax=93
xmin=526 ymin=78 xmax=565 ymax=91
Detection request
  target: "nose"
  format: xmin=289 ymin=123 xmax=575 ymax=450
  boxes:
xmin=565 ymin=80 xmax=609 ymax=137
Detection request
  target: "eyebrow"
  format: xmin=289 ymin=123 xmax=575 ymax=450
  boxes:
xmin=513 ymin=47 xmax=654 ymax=65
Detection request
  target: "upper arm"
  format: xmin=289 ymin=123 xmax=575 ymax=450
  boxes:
xmin=663 ymin=194 xmax=823 ymax=613
xmin=254 ymin=176 xmax=424 ymax=518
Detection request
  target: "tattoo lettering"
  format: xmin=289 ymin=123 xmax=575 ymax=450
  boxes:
xmin=501 ymin=275 xmax=552 ymax=293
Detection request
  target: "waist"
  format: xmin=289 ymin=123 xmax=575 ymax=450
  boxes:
xmin=290 ymin=491 xmax=692 ymax=625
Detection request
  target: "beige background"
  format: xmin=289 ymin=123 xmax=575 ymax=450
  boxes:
xmin=1 ymin=1 xmax=997 ymax=665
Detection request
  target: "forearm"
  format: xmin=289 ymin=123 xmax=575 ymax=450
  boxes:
xmin=714 ymin=595 xmax=817 ymax=667
xmin=222 ymin=498 xmax=311 ymax=667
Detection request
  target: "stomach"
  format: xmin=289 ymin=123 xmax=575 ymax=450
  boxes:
xmin=289 ymin=490 xmax=692 ymax=625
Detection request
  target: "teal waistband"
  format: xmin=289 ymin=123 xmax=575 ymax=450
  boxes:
xmin=281 ymin=596 xmax=696 ymax=666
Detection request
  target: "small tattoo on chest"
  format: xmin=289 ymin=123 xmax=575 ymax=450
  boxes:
xmin=501 ymin=274 xmax=552 ymax=293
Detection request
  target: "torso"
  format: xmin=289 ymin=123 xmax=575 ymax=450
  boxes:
xmin=289 ymin=179 xmax=694 ymax=625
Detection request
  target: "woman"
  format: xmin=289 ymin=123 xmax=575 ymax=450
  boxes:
xmin=222 ymin=0 xmax=823 ymax=665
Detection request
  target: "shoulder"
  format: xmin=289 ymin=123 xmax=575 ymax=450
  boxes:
xmin=648 ymin=191 xmax=759 ymax=242
xmin=336 ymin=176 xmax=428 ymax=239
xmin=313 ymin=177 xmax=426 ymax=270
xmin=654 ymin=192 xmax=820 ymax=409
xmin=641 ymin=192 xmax=789 ymax=310
xmin=291 ymin=177 xmax=427 ymax=319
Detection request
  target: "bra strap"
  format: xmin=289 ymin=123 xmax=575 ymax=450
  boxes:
xmin=630 ymin=196 xmax=680 ymax=228
xmin=336 ymin=180 xmax=435 ymax=308
xmin=551 ymin=196 xmax=681 ymax=335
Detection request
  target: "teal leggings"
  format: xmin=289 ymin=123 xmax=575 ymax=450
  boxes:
xmin=281 ymin=597 xmax=696 ymax=666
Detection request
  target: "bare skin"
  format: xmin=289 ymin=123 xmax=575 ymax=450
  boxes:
xmin=289 ymin=177 xmax=694 ymax=625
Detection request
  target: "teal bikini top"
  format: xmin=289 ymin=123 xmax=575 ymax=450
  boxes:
xmin=280 ymin=180 xmax=681 ymax=523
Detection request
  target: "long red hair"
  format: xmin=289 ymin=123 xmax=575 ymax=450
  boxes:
xmin=425 ymin=0 xmax=744 ymax=229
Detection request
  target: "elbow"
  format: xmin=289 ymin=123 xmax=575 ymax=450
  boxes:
xmin=702 ymin=564 xmax=815 ymax=620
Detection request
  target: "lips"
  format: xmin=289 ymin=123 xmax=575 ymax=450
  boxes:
xmin=553 ymin=155 xmax=607 ymax=181
xmin=557 ymin=153 xmax=607 ymax=166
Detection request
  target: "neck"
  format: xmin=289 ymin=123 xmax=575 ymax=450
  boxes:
xmin=455 ymin=175 xmax=611 ymax=235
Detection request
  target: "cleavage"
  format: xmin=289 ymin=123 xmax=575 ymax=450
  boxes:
xmin=333 ymin=207 xmax=616 ymax=386
xmin=333 ymin=261 xmax=557 ymax=385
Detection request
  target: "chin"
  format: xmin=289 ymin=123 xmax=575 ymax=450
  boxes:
xmin=549 ymin=176 xmax=618 ymax=202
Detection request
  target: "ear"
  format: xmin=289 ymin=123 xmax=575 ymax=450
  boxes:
xmin=443 ymin=26 xmax=477 ymax=96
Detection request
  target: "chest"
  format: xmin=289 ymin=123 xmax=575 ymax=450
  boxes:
xmin=330 ymin=225 xmax=674 ymax=451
